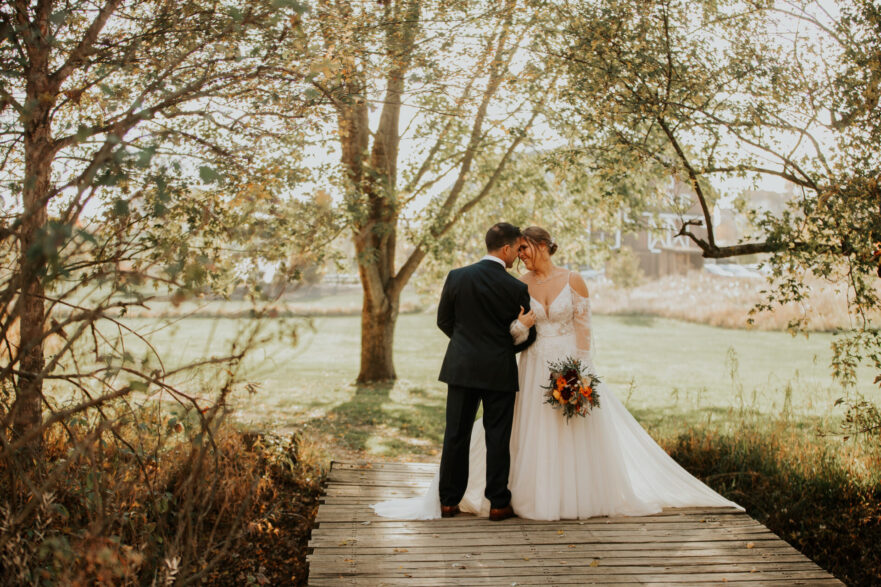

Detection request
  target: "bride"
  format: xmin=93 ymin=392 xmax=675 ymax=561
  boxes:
xmin=373 ymin=226 xmax=741 ymax=520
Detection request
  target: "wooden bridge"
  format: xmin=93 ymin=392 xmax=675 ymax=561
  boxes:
xmin=307 ymin=461 xmax=842 ymax=586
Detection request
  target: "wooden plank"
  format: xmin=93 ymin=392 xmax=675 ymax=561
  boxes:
xmin=314 ymin=510 xmax=759 ymax=521
xmin=308 ymin=571 xmax=837 ymax=584
xmin=309 ymin=533 xmax=780 ymax=548
xmin=318 ymin=498 xmax=746 ymax=514
xmin=310 ymin=519 xmax=775 ymax=533
xmin=311 ymin=524 xmax=772 ymax=537
xmin=309 ymin=553 xmax=812 ymax=566
xmin=308 ymin=534 xmax=798 ymax=548
xmin=309 ymin=541 xmax=803 ymax=556
xmin=327 ymin=471 xmax=436 ymax=483
xmin=307 ymin=461 xmax=842 ymax=586
xmin=309 ymin=560 xmax=823 ymax=573
xmin=333 ymin=461 xmax=439 ymax=472
xmin=309 ymin=533 xmax=778 ymax=548
xmin=328 ymin=469 xmax=435 ymax=482
xmin=313 ymin=509 xmax=750 ymax=523
xmin=314 ymin=505 xmax=747 ymax=522
xmin=310 ymin=521 xmax=773 ymax=534
xmin=309 ymin=568 xmax=837 ymax=581
xmin=308 ymin=577 xmax=842 ymax=586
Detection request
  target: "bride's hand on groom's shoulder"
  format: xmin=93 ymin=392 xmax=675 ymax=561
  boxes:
xmin=517 ymin=305 xmax=536 ymax=328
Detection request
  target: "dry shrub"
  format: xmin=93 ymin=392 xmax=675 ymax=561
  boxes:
xmin=662 ymin=423 xmax=881 ymax=586
xmin=591 ymin=271 xmax=881 ymax=331
xmin=0 ymin=404 xmax=325 ymax=586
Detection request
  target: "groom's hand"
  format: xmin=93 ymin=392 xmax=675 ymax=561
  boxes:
xmin=517 ymin=305 xmax=536 ymax=328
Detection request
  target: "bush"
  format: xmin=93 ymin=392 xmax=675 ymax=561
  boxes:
xmin=590 ymin=271 xmax=881 ymax=332
xmin=663 ymin=424 xmax=881 ymax=586
xmin=0 ymin=409 xmax=325 ymax=585
xmin=605 ymin=246 xmax=645 ymax=289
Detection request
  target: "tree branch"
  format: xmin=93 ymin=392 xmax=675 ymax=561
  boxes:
xmin=656 ymin=115 xmax=717 ymax=250
xmin=49 ymin=0 xmax=123 ymax=92
xmin=393 ymin=75 xmax=552 ymax=295
xmin=427 ymin=6 xmax=522 ymax=233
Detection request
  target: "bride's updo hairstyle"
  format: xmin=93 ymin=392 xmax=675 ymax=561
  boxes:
xmin=523 ymin=226 xmax=558 ymax=256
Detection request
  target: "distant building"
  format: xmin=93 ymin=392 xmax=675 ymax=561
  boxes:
xmin=594 ymin=182 xmax=791 ymax=279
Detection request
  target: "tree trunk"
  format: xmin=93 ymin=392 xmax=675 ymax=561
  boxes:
xmin=13 ymin=152 xmax=50 ymax=456
xmin=12 ymin=261 xmax=45 ymax=449
xmin=13 ymin=23 xmax=54 ymax=456
xmin=357 ymin=287 xmax=399 ymax=383
xmin=340 ymin=0 xmax=418 ymax=384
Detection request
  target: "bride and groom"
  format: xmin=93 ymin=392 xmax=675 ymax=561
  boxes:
xmin=373 ymin=222 xmax=741 ymax=521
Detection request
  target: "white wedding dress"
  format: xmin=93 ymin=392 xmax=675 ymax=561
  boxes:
xmin=373 ymin=273 xmax=741 ymax=520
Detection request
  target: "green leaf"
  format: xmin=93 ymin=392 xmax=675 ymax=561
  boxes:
xmin=272 ymin=0 xmax=310 ymax=14
xmin=76 ymin=125 xmax=91 ymax=142
xmin=129 ymin=380 xmax=149 ymax=392
xmin=113 ymin=199 xmax=129 ymax=216
xmin=49 ymin=10 xmax=70 ymax=25
xmin=199 ymin=166 xmax=221 ymax=183
xmin=137 ymin=146 xmax=157 ymax=168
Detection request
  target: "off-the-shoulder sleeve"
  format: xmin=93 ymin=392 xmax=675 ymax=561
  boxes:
xmin=572 ymin=287 xmax=591 ymax=354
xmin=510 ymin=319 xmax=529 ymax=345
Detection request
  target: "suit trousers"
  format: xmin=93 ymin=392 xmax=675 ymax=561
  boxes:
xmin=438 ymin=384 xmax=516 ymax=510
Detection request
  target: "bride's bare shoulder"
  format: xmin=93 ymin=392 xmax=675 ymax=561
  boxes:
xmin=568 ymin=271 xmax=590 ymax=298
xmin=519 ymin=270 xmax=535 ymax=284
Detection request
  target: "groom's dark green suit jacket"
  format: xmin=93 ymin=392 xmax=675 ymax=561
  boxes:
xmin=437 ymin=259 xmax=537 ymax=392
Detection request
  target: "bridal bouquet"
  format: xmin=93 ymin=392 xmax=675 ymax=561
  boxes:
xmin=542 ymin=356 xmax=601 ymax=420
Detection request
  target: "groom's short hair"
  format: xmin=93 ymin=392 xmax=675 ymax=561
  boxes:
xmin=485 ymin=222 xmax=522 ymax=252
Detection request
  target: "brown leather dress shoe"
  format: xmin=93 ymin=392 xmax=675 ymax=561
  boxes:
xmin=489 ymin=504 xmax=516 ymax=521
xmin=441 ymin=505 xmax=460 ymax=518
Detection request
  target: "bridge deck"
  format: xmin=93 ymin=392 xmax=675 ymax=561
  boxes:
xmin=307 ymin=461 xmax=841 ymax=586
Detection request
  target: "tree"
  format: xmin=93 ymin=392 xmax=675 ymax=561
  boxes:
xmin=0 ymin=3 xmax=342 ymax=578
xmin=544 ymin=0 xmax=881 ymax=389
xmin=304 ymin=0 xmax=559 ymax=382
xmin=0 ymin=0 xmax=316 ymax=459
xmin=410 ymin=145 xmax=674 ymax=295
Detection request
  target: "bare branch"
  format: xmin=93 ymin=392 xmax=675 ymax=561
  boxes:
xmin=656 ymin=115 xmax=717 ymax=250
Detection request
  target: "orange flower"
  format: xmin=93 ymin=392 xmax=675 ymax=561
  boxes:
xmin=552 ymin=389 xmax=562 ymax=402
xmin=580 ymin=386 xmax=592 ymax=397
xmin=555 ymin=375 xmax=566 ymax=391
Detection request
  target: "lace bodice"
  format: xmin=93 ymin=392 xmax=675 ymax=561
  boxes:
xmin=511 ymin=272 xmax=593 ymax=363
xmin=532 ymin=282 xmax=580 ymax=337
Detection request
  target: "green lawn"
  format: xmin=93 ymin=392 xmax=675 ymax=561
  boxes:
xmin=110 ymin=312 xmax=877 ymax=459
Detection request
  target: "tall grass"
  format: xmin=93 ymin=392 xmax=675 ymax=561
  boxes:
xmin=591 ymin=271 xmax=881 ymax=331
xmin=662 ymin=421 xmax=880 ymax=586
xmin=0 ymin=394 xmax=326 ymax=585
xmin=109 ymin=272 xmax=880 ymax=336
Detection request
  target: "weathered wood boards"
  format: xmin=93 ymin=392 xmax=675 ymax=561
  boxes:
xmin=308 ymin=461 xmax=842 ymax=586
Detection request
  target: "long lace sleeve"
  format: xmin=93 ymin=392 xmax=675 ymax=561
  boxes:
xmin=570 ymin=273 xmax=594 ymax=368
xmin=510 ymin=319 xmax=529 ymax=345
xmin=572 ymin=292 xmax=591 ymax=353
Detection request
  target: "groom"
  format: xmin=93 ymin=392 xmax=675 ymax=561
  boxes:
xmin=436 ymin=222 xmax=537 ymax=521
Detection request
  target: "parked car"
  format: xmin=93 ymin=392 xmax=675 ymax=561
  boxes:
xmin=702 ymin=263 xmax=763 ymax=278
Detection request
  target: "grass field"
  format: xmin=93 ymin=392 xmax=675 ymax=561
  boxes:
xmin=88 ymin=310 xmax=880 ymax=585
xmin=111 ymin=311 xmax=878 ymax=459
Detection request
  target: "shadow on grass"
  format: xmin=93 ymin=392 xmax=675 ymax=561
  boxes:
xmin=303 ymin=382 xmax=446 ymax=458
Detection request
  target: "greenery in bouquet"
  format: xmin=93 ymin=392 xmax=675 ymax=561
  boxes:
xmin=542 ymin=356 xmax=601 ymax=421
